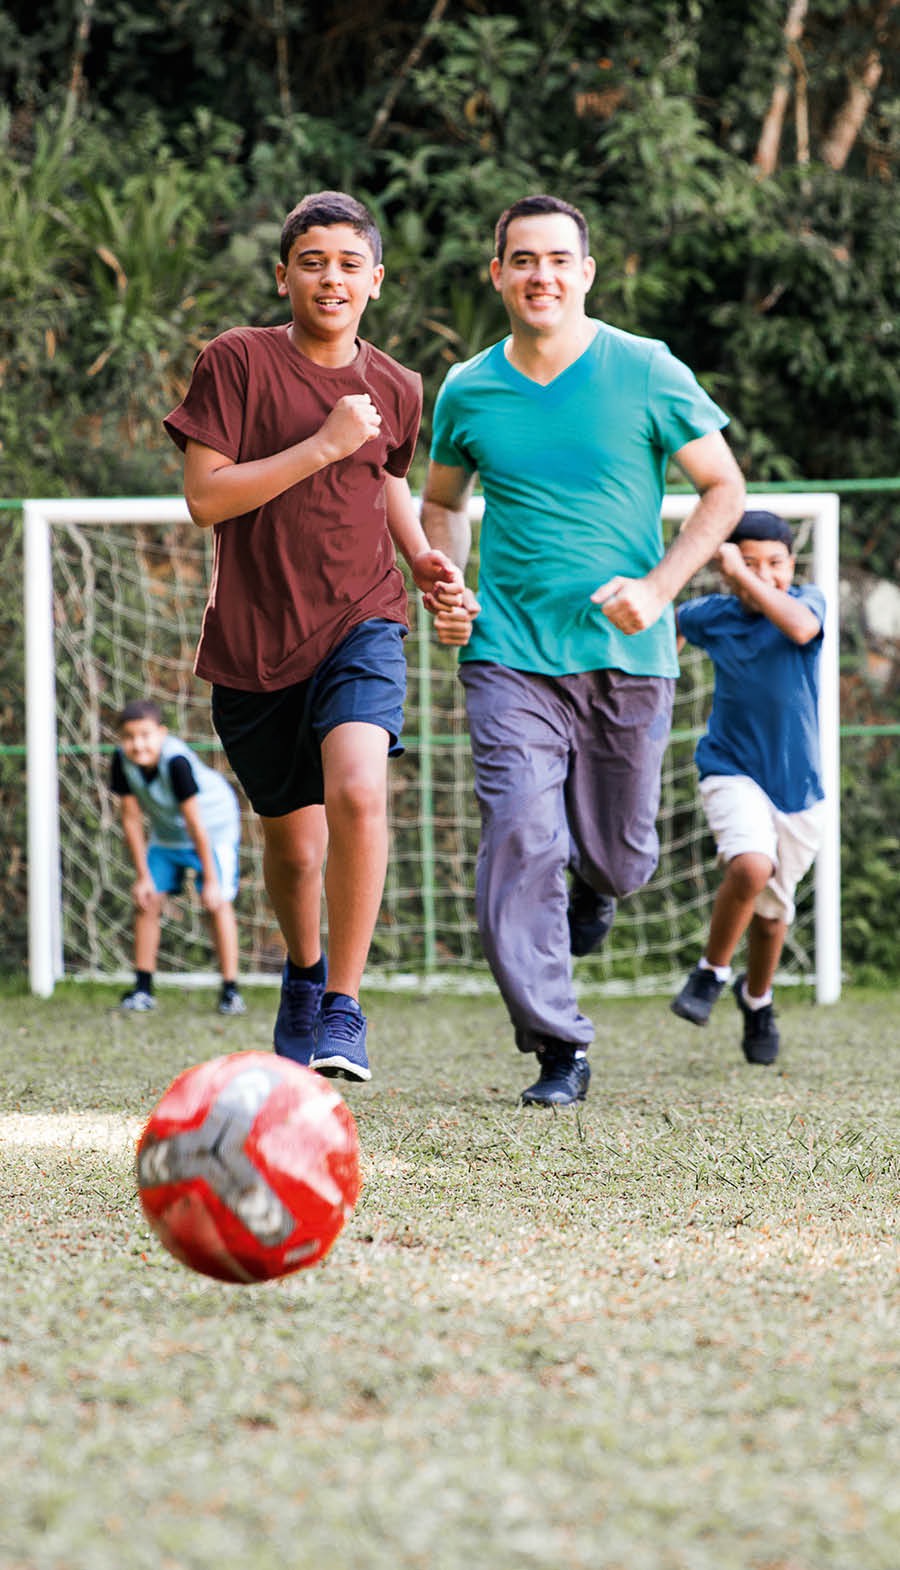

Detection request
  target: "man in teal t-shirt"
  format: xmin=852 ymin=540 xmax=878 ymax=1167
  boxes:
xmin=422 ymin=193 xmax=746 ymax=1107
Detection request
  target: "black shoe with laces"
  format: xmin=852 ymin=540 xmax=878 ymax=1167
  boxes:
xmin=521 ymin=1043 xmax=590 ymax=1107
xmin=732 ymin=974 xmax=780 ymax=1064
xmin=671 ymin=964 xmax=726 ymax=1025
xmin=567 ymin=873 xmax=617 ymax=958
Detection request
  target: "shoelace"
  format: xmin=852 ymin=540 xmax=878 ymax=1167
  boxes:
xmin=321 ymin=1005 xmax=364 ymax=1043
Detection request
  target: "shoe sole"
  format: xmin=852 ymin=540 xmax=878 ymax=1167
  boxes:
xmin=742 ymin=1046 xmax=779 ymax=1065
xmin=521 ymin=1091 xmax=587 ymax=1106
xmin=670 ymin=997 xmax=712 ymax=1025
xmin=312 ymin=1055 xmax=371 ymax=1083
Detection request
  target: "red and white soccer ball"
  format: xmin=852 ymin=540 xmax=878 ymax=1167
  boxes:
xmin=136 ymin=1051 xmax=362 ymax=1283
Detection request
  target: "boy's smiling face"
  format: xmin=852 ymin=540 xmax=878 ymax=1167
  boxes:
xmin=276 ymin=223 xmax=384 ymax=356
xmin=729 ymin=536 xmax=795 ymax=609
xmin=119 ymin=717 xmax=166 ymax=769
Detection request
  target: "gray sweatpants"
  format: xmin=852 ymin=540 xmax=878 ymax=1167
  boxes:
xmin=460 ymin=662 xmax=675 ymax=1052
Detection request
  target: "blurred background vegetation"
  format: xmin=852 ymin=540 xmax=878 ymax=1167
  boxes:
xmin=1 ymin=0 xmax=898 ymax=978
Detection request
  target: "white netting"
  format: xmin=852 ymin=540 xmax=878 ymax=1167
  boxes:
xmin=42 ymin=503 xmax=823 ymax=993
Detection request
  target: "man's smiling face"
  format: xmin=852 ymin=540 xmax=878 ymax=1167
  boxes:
xmin=490 ymin=212 xmax=595 ymax=338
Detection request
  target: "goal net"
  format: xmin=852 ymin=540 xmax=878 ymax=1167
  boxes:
xmin=23 ymin=493 xmax=840 ymax=1001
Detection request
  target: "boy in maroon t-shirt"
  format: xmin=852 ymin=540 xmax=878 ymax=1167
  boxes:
xmin=164 ymin=191 xmax=462 ymax=1082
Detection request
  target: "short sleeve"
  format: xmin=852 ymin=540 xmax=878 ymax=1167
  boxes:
xmin=676 ymin=595 xmax=715 ymax=649
xmin=109 ymin=750 xmax=130 ymax=795
xmin=795 ymin=583 xmax=826 ymax=634
xmin=167 ymin=754 xmax=200 ymax=802
xmin=385 ymin=374 xmax=423 ymax=479
xmin=648 ymin=345 xmax=729 ymax=457
xmin=163 ymin=336 xmax=248 ymax=460
xmin=429 ymin=369 xmax=476 ymax=472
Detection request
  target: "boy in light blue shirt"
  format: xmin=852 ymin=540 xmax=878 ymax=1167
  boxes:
xmin=110 ymin=699 xmax=245 ymax=1015
xmin=671 ymin=512 xmax=826 ymax=1063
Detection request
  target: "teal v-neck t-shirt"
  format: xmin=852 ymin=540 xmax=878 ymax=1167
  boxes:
xmin=430 ymin=321 xmax=729 ymax=678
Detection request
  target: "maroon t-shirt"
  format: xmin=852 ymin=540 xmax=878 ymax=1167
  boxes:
xmin=163 ymin=325 xmax=423 ymax=691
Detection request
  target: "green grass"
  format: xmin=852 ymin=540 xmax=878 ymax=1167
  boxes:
xmin=1 ymin=980 xmax=898 ymax=1570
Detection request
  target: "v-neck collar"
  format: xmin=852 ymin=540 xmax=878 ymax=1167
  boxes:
xmin=494 ymin=321 xmax=603 ymax=396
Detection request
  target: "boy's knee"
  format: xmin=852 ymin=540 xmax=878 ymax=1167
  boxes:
xmin=726 ymin=851 xmax=774 ymax=898
xmin=327 ymin=771 xmax=386 ymax=823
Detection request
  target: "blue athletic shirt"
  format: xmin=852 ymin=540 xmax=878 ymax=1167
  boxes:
xmin=430 ymin=321 xmax=729 ymax=678
xmin=677 ymin=585 xmax=826 ymax=813
xmin=112 ymin=735 xmax=240 ymax=848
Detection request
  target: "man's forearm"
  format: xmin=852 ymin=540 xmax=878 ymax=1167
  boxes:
xmin=647 ymin=476 xmax=745 ymax=604
xmin=420 ymin=499 xmax=473 ymax=574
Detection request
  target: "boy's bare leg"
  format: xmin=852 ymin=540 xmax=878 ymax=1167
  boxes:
xmin=705 ymin=852 xmax=774 ymax=968
xmin=259 ymin=804 xmax=328 ymax=967
xmin=745 ymin=912 xmax=787 ymax=999
xmin=321 ymin=721 xmax=390 ymax=1000
xmin=208 ymin=901 xmax=240 ymax=983
xmin=134 ymin=897 xmax=163 ymax=973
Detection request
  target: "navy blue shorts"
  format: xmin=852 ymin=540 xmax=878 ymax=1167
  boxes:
xmin=211 ymin=619 xmax=407 ymax=818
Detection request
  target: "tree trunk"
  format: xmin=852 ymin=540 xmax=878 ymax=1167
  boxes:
xmin=754 ymin=0 xmax=809 ymax=176
xmin=821 ymin=49 xmax=884 ymax=170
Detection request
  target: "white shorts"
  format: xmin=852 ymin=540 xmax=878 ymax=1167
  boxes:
xmin=699 ymin=774 xmax=825 ymax=923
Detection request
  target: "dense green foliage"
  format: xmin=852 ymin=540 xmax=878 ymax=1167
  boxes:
xmin=2 ymin=0 xmax=899 ymax=565
xmin=1 ymin=1 xmax=898 ymax=979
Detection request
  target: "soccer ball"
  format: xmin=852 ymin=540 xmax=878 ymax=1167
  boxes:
xmin=136 ymin=1051 xmax=362 ymax=1283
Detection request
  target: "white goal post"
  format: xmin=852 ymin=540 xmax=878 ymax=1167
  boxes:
xmin=23 ymin=492 xmax=840 ymax=1002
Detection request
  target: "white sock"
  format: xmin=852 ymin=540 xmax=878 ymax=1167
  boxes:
xmin=699 ymin=957 xmax=732 ymax=983
xmin=741 ymin=980 xmax=773 ymax=1010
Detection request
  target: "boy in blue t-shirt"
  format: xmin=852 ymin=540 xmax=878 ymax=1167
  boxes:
xmin=671 ymin=512 xmax=827 ymax=1063
xmin=110 ymin=699 xmax=245 ymax=1016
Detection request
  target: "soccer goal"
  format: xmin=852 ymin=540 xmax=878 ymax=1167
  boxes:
xmin=23 ymin=492 xmax=840 ymax=1002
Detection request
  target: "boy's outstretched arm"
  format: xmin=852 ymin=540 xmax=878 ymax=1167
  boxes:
xmin=383 ymin=474 xmax=464 ymax=607
xmin=420 ymin=461 xmax=481 ymax=646
xmin=179 ymin=796 xmax=223 ymax=913
xmin=717 ymin=543 xmax=823 ymax=644
xmin=119 ymin=795 xmax=155 ymax=911
xmin=183 ymin=394 xmax=383 ymax=528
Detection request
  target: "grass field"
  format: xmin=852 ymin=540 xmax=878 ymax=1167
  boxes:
xmin=1 ymin=978 xmax=898 ymax=1570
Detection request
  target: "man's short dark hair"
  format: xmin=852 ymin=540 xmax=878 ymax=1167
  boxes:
xmin=729 ymin=511 xmax=794 ymax=552
xmin=494 ymin=195 xmax=589 ymax=263
xmin=117 ymin=699 xmax=164 ymax=729
xmin=280 ymin=191 xmax=383 ymax=266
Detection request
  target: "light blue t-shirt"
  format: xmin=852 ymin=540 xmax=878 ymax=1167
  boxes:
xmin=430 ymin=321 xmax=729 ymax=678
xmin=677 ymin=586 xmax=826 ymax=813
xmin=116 ymin=735 xmax=240 ymax=849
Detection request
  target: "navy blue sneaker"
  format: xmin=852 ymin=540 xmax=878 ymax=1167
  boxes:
xmin=310 ymin=994 xmax=371 ymax=1082
xmin=671 ymin=964 xmax=726 ymax=1025
xmin=568 ymin=873 xmax=617 ymax=957
xmin=733 ymin=974 xmax=780 ymax=1064
xmin=273 ymin=961 xmax=326 ymax=1065
xmin=521 ymin=1043 xmax=590 ymax=1107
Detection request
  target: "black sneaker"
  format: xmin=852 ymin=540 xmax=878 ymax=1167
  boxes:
xmin=521 ymin=1043 xmax=590 ymax=1107
xmin=568 ymin=873 xmax=617 ymax=957
xmin=732 ymin=974 xmax=780 ymax=1064
xmin=671 ymin=964 xmax=726 ymax=1025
